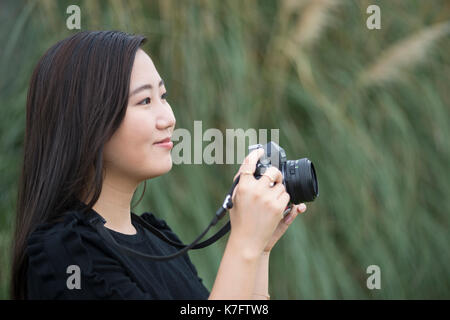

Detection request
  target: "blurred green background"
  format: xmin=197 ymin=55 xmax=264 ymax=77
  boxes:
xmin=1 ymin=0 xmax=449 ymax=299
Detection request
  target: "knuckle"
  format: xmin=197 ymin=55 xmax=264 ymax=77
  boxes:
xmin=268 ymin=166 xmax=281 ymax=175
xmin=253 ymin=190 xmax=263 ymax=200
xmin=265 ymin=166 xmax=275 ymax=174
xmin=275 ymin=169 xmax=283 ymax=180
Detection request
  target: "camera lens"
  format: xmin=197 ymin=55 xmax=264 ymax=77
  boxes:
xmin=284 ymin=158 xmax=319 ymax=203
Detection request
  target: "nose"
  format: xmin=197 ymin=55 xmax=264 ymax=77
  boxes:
xmin=155 ymin=104 xmax=176 ymax=133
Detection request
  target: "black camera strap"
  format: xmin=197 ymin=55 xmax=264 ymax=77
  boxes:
xmin=88 ymin=175 xmax=240 ymax=261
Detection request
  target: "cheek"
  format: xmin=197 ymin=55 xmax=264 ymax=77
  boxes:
xmin=104 ymin=112 xmax=155 ymax=171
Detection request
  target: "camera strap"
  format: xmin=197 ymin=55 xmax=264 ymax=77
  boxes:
xmin=88 ymin=175 xmax=241 ymax=261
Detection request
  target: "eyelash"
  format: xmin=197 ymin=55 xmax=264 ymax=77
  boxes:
xmin=138 ymin=92 xmax=168 ymax=105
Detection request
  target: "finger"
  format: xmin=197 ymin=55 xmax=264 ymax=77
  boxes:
xmin=259 ymin=166 xmax=283 ymax=186
xmin=233 ymin=148 xmax=264 ymax=182
xmin=272 ymin=183 xmax=287 ymax=199
xmin=296 ymin=203 xmax=307 ymax=213
xmin=283 ymin=208 xmax=299 ymax=225
xmin=282 ymin=204 xmax=294 ymax=218
xmin=238 ymin=148 xmax=265 ymax=182
xmin=279 ymin=193 xmax=290 ymax=215
xmin=233 ymin=160 xmax=248 ymax=182
xmin=231 ymin=184 xmax=238 ymax=202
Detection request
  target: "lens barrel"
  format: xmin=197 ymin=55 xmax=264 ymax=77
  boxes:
xmin=284 ymin=158 xmax=319 ymax=203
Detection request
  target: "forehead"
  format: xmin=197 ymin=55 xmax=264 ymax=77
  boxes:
xmin=130 ymin=49 xmax=160 ymax=84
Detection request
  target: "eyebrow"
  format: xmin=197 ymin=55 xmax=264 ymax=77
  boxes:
xmin=129 ymin=79 xmax=165 ymax=97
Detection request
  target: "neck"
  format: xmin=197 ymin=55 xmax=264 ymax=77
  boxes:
xmin=82 ymin=170 xmax=140 ymax=235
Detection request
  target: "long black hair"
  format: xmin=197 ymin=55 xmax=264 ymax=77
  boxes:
xmin=11 ymin=30 xmax=147 ymax=299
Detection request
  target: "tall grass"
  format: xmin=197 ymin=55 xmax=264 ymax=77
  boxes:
xmin=0 ymin=0 xmax=449 ymax=299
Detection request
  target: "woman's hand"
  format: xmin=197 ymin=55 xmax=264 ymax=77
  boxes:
xmin=262 ymin=203 xmax=307 ymax=253
xmin=228 ymin=149 xmax=292 ymax=258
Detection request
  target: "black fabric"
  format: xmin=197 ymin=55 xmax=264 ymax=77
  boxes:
xmin=25 ymin=200 xmax=210 ymax=300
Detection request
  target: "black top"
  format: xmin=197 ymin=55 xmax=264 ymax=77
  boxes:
xmin=25 ymin=200 xmax=210 ymax=299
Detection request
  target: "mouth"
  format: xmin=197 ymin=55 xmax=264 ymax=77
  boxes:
xmin=154 ymin=137 xmax=172 ymax=144
xmin=153 ymin=136 xmax=173 ymax=149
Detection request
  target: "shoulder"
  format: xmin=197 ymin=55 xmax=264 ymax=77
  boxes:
xmin=138 ymin=212 xmax=170 ymax=230
xmin=137 ymin=212 xmax=182 ymax=243
xmin=26 ymin=210 xmax=116 ymax=299
xmin=26 ymin=210 xmax=102 ymax=257
xmin=27 ymin=210 xmax=97 ymax=252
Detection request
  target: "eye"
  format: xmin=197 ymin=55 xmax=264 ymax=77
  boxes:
xmin=161 ymin=92 xmax=168 ymax=100
xmin=138 ymin=97 xmax=151 ymax=105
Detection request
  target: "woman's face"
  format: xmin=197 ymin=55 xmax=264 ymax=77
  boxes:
xmin=103 ymin=48 xmax=176 ymax=183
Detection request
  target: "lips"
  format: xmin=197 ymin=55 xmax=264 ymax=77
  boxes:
xmin=154 ymin=137 xmax=172 ymax=144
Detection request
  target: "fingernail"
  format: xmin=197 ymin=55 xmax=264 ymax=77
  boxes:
xmin=298 ymin=203 xmax=307 ymax=213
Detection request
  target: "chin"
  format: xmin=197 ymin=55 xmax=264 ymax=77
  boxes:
xmin=161 ymin=159 xmax=173 ymax=173
xmin=145 ymin=157 xmax=173 ymax=179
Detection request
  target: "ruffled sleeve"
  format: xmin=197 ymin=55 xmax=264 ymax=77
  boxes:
xmin=26 ymin=211 xmax=156 ymax=300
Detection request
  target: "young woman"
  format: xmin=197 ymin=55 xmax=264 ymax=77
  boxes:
xmin=11 ymin=30 xmax=306 ymax=300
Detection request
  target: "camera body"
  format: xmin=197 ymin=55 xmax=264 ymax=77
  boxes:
xmin=249 ymin=142 xmax=319 ymax=204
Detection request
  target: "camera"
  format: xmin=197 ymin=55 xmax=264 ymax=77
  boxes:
xmin=249 ymin=141 xmax=319 ymax=204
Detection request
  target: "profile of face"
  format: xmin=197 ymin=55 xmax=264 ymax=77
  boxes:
xmin=102 ymin=49 xmax=176 ymax=183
